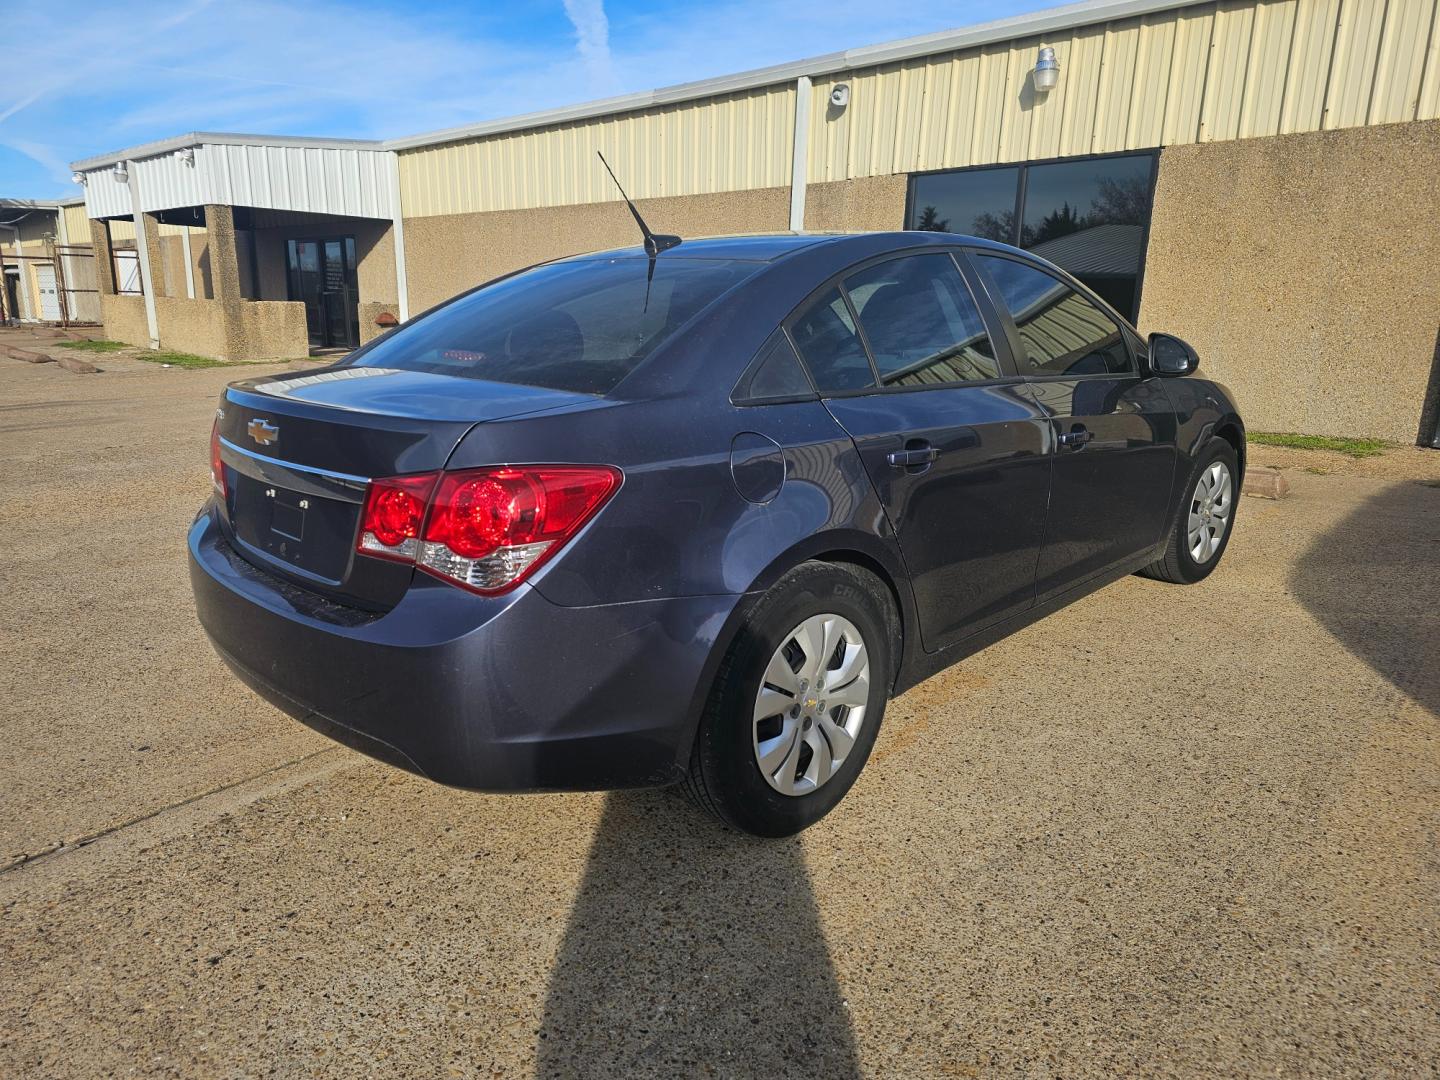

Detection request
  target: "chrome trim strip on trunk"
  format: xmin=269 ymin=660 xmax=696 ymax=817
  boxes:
xmin=219 ymin=436 xmax=371 ymax=503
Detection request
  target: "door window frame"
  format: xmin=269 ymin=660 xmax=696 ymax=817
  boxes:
xmin=780 ymin=246 xmax=1028 ymax=399
xmin=905 ymin=149 xmax=1160 ymax=323
xmin=286 ymin=234 xmax=360 ymax=349
xmin=964 ymin=247 xmax=1143 ymax=382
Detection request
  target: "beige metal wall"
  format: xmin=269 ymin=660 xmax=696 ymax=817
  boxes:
xmin=61 ymin=204 xmax=89 ymax=243
xmin=398 ymin=84 xmax=795 ymax=217
xmin=806 ymin=0 xmax=1440 ymax=181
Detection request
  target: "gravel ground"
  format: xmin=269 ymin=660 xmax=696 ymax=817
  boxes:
xmin=2 ymin=342 xmax=1437 ymax=1078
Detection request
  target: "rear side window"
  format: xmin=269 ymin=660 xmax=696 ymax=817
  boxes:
xmin=975 ymin=255 xmax=1135 ymax=376
xmin=733 ymin=330 xmax=814 ymax=403
xmin=789 ymin=287 xmax=875 ymax=392
xmin=350 ymin=258 xmax=760 ymax=394
xmin=844 ymin=253 xmax=1000 ymax=386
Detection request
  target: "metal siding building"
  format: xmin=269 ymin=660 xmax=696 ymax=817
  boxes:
xmin=398 ymin=84 xmax=796 ymax=216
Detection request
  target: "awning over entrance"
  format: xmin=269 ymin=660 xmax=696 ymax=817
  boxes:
xmin=71 ymin=134 xmax=397 ymax=222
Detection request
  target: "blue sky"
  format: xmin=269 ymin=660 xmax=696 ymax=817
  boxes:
xmin=2 ymin=0 xmax=1054 ymax=198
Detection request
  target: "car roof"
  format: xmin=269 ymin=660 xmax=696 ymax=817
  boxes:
xmin=566 ymin=230 xmax=1023 ymax=265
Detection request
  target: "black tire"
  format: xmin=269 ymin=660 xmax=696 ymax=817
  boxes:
xmin=683 ymin=561 xmax=897 ymax=837
xmin=1139 ymin=439 xmax=1240 ymax=584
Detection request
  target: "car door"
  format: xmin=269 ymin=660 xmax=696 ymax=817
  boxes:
xmin=969 ymin=251 xmax=1177 ymax=600
xmin=787 ymin=250 xmax=1053 ymax=652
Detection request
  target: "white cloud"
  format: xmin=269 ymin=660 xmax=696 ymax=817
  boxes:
xmin=562 ymin=0 xmax=621 ymax=97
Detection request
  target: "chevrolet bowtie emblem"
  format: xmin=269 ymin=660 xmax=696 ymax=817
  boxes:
xmin=247 ymin=418 xmax=279 ymax=446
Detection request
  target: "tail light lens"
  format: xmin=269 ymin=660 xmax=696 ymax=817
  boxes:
xmin=358 ymin=472 xmax=440 ymax=563
xmin=354 ymin=464 xmax=620 ymax=594
xmin=210 ymin=417 xmax=226 ymax=498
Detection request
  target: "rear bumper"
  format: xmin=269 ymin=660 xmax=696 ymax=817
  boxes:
xmin=188 ymin=508 xmax=742 ymax=791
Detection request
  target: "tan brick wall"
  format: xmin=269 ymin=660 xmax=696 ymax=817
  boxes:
xmin=1139 ymin=119 xmax=1440 ymax=445
xmin=401 ymin=187 xmax=790 ymax=313
xmin=99 ymin=294 xmax=149 ymax=348
xmin=803 ymin=176 xmax=908 ymax=233
xmin=152 ymin=296 xmax=226 ymax=356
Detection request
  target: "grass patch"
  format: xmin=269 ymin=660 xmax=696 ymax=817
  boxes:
xmin=137 ymin=350 xmax=238 ymax=369
xmin=56 ymin=339 xmax=129 ymax=353
xmin=1249 ymin=432 xmax=1393 ymax=459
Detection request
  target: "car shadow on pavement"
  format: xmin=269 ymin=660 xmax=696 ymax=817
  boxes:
xmin=1291 ymin=482 xmax=1440 ymax=717
xmin=534 ymin=789 xmax=861 ymax=1079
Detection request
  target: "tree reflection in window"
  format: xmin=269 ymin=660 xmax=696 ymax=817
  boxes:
xmin=907 ymin=154 xmax=1155 ymax=321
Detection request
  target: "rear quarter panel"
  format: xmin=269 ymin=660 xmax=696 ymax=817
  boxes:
xmin=445 ymin=395 xmax=899 ymax=609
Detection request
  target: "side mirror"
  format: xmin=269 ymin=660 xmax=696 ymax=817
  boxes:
xmin=1148 ymin=333 xmax=1199 ymax=376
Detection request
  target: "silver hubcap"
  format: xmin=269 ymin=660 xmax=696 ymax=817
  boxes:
xmin=752 ymin=613 xmax=871 ymax=797
xmin=1188 ymin=460 xmax=1233 ymax=564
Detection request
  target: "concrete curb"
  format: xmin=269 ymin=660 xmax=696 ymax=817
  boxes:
xmin=1242 ymin=466 xmax=1290 ymax=500
xmin=55 ymin=355 xmax=100 ymax=375
xmin=3 ymin=345 xmax=54 ymax=364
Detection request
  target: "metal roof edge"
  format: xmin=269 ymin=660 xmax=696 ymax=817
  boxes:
xmin=70 ymin=131 xmax=385 ymax=173
xmin=0 ymin=198 xmax=79 ymax=209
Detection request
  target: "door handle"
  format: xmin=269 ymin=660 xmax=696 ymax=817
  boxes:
xmin=887 ymin=446 xmax=940 ymax=468
xmin=1057 ymin=427 xmax=1093 ymax=449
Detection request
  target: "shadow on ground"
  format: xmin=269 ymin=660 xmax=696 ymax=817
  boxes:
xmin=1291 ymin=481 xmax=1440 ymax=717
xmin=535 ymin=790 xmax=860 ymax=1079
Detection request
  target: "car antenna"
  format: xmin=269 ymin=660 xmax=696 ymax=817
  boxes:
xmin=597 ymin=151 xmax=682 ymax=257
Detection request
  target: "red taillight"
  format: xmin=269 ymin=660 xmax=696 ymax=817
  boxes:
xmin=210 ymin=417 xmax=226 ymax=498
xmin=358 ymin=472 xmax=440 ymax=563
xmin=353 ymin=465 xmax=620 ymax=593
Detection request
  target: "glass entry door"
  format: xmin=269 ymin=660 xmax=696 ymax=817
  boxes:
xmin=287 ymin=237 xmax=359 ymax=350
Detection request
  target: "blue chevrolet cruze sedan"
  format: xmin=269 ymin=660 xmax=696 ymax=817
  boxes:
xmin=190 ymin=231 xmax=1243 ymax=836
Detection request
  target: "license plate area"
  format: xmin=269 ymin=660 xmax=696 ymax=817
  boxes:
xmin=231 ymin=474 xmax=359 ymax=583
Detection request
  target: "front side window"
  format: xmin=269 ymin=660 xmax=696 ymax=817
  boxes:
xmin=351 ymin=257 xmax=760 ymax=394
xmin=975 ymin=255 xmax=1134 ymax=377
xmin=789 ymin=286 xmax=875 ymax=392
xmin=844 ymin=253 xmax=999 ymax=386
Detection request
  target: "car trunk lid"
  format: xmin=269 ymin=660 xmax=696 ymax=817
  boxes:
xmin=215 ymin=366 xmax=595 ymax=608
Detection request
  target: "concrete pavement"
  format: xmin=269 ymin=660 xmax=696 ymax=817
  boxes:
xmin=2 ymin=343 xmax=1437 ymax=1077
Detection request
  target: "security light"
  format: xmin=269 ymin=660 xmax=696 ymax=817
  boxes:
xmin=1034 ymin=47 xmax=1060 ymax=93
xmin=112 ymin=162 xmax=129 ymax=184
xmin=71 ymin=172 xmax=87 ymax=186
xmin=175 ymin=147 xmax=195 ymax=166
xmin=829 ymin=83 xmax=850 ymax=109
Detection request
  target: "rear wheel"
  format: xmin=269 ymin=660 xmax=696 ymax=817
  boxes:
xmin=1140 ymin=439 xmax=1239 ymax=584
xmin=684 ymin=561 xmax=896 ymax=837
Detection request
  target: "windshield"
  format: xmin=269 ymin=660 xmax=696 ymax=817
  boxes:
xmin=350 ymin=257 xmax=760 ymax=394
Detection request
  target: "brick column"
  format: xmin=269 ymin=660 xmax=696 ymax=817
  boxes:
xmin=89 ymin=220 xmax=115 ymax=296
xmin=204 ymin=204 xmax=245 ymax=360
xmin=204 ymin=205 xmax=243 ymax=305
xmin=140 ymin=213 xmax=166 ymax=298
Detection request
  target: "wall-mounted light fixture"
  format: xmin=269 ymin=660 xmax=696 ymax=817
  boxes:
xmin=1034 ymin=47 xmax=1060 ymax=93
xmin=112 ymin=162 xmax=129 ymax=184
xmin=829 ymin=83 xmax=850 ymax=110
xmin=175 ymin=147 xmax=195 ymax=167
xmin=71 ymin=172 xmax=87 ymax=186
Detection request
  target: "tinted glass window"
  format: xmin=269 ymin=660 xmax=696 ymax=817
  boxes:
xmin=1021 ymin=156 xmax=1152 ymax=319
xmin=789 ymin=286 xmax=875 ymax=392
xmin=844 ymin=253 xmax=999 ymax=386
xmin=907 ymin=153 xmax=1154 ymax=321
xmin=909 ymin=166 xmax=1019 ymax=241
xmin=976 ymin=256 xmax=1134 ymax=376
xmin=736 ymin=330 xmax=813 ymax=401
xmin=351 ymin=258 xmax=759 ymax=394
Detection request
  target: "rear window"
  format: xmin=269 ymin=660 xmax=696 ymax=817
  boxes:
xmin=351 ymin=257 xmax=760 ymax=394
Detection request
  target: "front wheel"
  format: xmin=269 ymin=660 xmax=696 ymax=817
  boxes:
xmin=1140 ymin=439 xmax=1240 ymax=584
xmin=683 ymin=561 xmax=896 ymax=837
